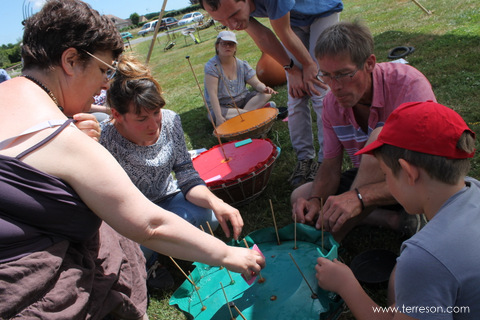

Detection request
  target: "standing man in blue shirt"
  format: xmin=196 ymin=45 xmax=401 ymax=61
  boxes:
xmin=200 ymin=0 xmax=343 ymax=188
xmin=0 ymin=69 xmax=11 ymax=83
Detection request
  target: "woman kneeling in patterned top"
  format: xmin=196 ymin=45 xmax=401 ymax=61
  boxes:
xmin=100 ymin=55 xmax=245 ymax=289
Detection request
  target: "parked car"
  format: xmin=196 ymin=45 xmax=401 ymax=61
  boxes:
xmin=138 ymin=20 xmax=158 ymax=36
xmin=120 ymin=32 xmax=133 ymax=40
xmin=177 ymin=12 xmax=204 ymax=26
xmin=159 ymin=17 xmax=178 ymax=31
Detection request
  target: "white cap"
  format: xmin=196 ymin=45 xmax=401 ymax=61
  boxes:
xmin=217 ymin=31 xmax=237 ymax=43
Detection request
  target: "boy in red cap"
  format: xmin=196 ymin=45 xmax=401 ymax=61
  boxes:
xmin=315 ymin=101 xmax=479 ymax=319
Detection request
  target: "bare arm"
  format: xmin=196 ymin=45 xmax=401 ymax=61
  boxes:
xmin=292 ymin=155 xmax=343 ymax=226
xmin=204 ymin=74 xmax=226 ymax=126
xmin=246 ymin=75 xmax=278 ymax=95
xmin=316 ymin=257 xmax=409 ymax=320
xmin=89 ymin=104 xmax=111 ymax=114
xmin=185 ymin=185 xmax=244 ymax=240
xmin=322 ymin=145 xmax=398 ymax=232
xmin=28 ymin=127 xmax=264 ymax=277
xmin=269 ymin=14 xmax=326 ymax=96
xmin=244 ymin=17 xmax=305 ymax=98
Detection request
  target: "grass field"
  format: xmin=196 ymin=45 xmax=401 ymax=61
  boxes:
xmin=122 ymin=0 xmax=480 ymax=319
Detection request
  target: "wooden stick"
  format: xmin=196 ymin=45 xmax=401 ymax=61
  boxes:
xmin=185 ymin=55 xmax=228 ymax=161
xmin=320 ymin=198 xmax=324 ymax=253
xmin=242 ymin=239 xmax=264 ymax=282
xmin=225 ymin=268 xmax=235 ymax=284
xmin=288 ymin=253 xmax=317 ymax=299
xmin=214 ymin=63 xmax=244 ymax=120
xmin=194 ymin=282 xmax=207 ymax=311
xmin=229 ymin=302 xmax=247 ymax=320
xmin=269 ymin=199 xmax=281 ymax=245
xmin=294 ymin=213 xmax=298 ymax=250
xmin=169 ymin=256 xmax=199 ymax=290
xmin=206 ymin=221 xmax=215 ymax=237
xmin=199 ymin=225 xmax=205 ymax=232
xmin=220 ymin=282 xmax=235 ymax=320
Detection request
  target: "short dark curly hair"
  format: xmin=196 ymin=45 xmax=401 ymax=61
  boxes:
xmin=22 ymin=0 xmax=124 ymax=70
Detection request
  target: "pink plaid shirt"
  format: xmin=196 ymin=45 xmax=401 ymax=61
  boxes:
xmin=323 ymin=62 xmax=436 ymax=167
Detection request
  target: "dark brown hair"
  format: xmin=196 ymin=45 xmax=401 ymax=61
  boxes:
xmin=22 ymin=0 xmax=123 ymax=70
xmin=107 ymin=55 xmax=165 ymax=115
xmin=315 ymin=20 xmax=374 ymax=68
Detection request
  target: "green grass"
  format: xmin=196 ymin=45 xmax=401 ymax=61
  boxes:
xmin=124 ymin=1 xmax=480 ymax=318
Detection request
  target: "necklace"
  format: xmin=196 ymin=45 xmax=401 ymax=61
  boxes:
xmin=22 ymin=74 xmax=64 ymax=112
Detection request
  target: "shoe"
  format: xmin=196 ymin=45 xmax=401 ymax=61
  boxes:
xmin=147 ymin=261 xmax=174 ymax=290
xmin=306 ymin=161 xmax=320 ymax=182
xmin=399 ymin=213 xmax=428 ymax=239
xmin=277 ymin=107 xmax=288 ymax=120
xmin=263 ymin=101 xmax=276 ymax=108
xmin=289 ymin=159 xmax=313 ymax=188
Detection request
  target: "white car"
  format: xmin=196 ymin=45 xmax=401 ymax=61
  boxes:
xmin=177 ymin=12 xmax=204 ymax=26
xmin=138 ymin=20 xmax=158 ymax=36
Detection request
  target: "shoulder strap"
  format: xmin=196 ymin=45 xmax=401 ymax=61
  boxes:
xmin=15 ymin=119 xmax=75 ymax=159
xmin=0 ymin=120 xmax=68 ymax=151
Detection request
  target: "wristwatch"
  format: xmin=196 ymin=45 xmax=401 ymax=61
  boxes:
xmin=283 ymin=58 xmax=294 ymax=70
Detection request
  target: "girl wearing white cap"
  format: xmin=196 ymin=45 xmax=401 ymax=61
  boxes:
xmin=204 ymin=31 xmax=277 ymax=126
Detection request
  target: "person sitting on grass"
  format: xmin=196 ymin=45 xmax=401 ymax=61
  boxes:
xmin=204 ymin=31 xmax=277 ymax=126
xmin=316 ymin=100 xmax=480 ymax=319
xmin=292 ymin=20 xmax=436 ymax=242
xmin=100 ymin=54 xmax=245 ymax=290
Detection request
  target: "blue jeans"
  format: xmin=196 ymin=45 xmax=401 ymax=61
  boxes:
xmin=142 ymin=192 xmax=219 ymax=265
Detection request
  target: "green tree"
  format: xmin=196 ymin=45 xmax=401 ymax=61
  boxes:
xmin=130 ymin=12 xmax=140 ymax=26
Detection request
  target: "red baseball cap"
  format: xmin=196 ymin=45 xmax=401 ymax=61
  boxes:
xmin=355 ymin=101 xmax=475 ymax=159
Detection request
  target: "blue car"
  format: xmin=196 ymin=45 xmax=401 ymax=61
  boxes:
xmin=121 ymin=32 xmax=133 ymax=40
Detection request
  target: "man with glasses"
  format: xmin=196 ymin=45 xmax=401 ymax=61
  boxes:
xmin=292 ymin=20 xmax=436 ymax=242
xmin=199 ymin=0 xmax=343 ymax=188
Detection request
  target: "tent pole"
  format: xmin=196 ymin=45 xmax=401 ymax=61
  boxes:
xmin=145 ymin=0 xmax=169 ymax=64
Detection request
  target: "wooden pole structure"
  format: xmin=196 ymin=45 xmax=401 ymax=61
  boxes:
xmin=145 ymin=0 xmax=169 ymax=64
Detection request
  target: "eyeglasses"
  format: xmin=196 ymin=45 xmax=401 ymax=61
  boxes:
xmin=316 ymin=68 xmax=359 ymax=84
xmin=82 ymin=50 xmax=117 ymax=80
xmin=220 ymin=41 xmax=236 ymax=47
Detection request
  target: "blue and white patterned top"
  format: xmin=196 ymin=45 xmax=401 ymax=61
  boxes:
xmin=100 ymin=109 xmax=205 ymax=203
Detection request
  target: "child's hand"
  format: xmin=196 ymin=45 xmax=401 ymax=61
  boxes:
xmin=315 ymin=257 xmax=356 ymax=294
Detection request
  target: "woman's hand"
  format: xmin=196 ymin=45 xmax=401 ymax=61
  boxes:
xmin=263 ymin=85 xmax=278 ymax=95
xmin=212 ymin=201 xmax=244 ymax=240
xmin=223 ymin=246 xmax=266 ymax=280
xmin=215 ymin=116 xmax=226 ymax=126
xmin=73 ymin=113 xmax=101 ymax=142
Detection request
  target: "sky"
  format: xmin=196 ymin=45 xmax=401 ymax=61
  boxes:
xmin=1 ymin=0 xmax=192 ymax=46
